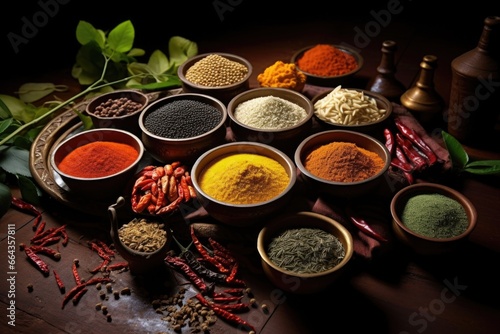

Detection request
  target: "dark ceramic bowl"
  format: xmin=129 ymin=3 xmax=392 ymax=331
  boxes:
xmin=227 ymin=87 xmax=314 ymax=156
xmin=190 ymin=142 xmax=297 ymax=226
xmin=311 ymin=87 xmax=393 ymax=136
xmin=291 ymin=44 xmax=363 ymax=87
xmin=295 ymin=130 xmax=390 ymax=198
xmin=139 ymin=93 xmax=227 ymax=164
xmin=85 ymin=89 xmax=149 ymax=136
xmin=50 ymin=128 xmax=144 ymax=199
xmin=390 ymin=182 xmax=477 ymax=255
xmin=257 ymin=211 xmax=353 ymax=294
xmin=178 ymin=52 xmax=252 ymax=105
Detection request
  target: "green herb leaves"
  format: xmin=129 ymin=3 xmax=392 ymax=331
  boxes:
xmin=442 ymin=130 xmax=500 ymax=175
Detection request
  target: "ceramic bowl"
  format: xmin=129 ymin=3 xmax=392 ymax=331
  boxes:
xmin=139 ymin=93 xmax=227 ymax=164
xmin=390 ymin=182 xmax=477 ymax=255
xmin=257 ymin=211 xmax=353 ymax=294
xmin=178 ymin=52 xmax=252 ymax=105
xmin=295 ymin=130 xmax=391 ymax=198
xmin=227 ymin=87 xmax=314 ymax=156
xmin=190 ymin=142 xmax=297 ymax=226
xmin=311 ymin=87 xmax=393 ymax=136
xmin=291 ymin=44 xmax=363 ymax=87
xmin=85 ymin=89 xmax=149 ymax=136
xmin=50 ymin=128 xmax=144 ymax=199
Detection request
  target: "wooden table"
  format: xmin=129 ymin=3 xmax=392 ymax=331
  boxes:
xmin=1 ymin=7 xmax=500 ymax=334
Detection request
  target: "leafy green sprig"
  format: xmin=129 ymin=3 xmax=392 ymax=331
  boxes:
xmin=441 ymin=130 xmax=500 ymax=175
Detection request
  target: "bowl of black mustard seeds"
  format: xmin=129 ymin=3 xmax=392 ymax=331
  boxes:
xmin=139 ymin=93 xmax=227 ymax=164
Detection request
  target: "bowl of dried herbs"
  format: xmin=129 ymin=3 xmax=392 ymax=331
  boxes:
xmin=257 ymin=211 xmax=353 ymax=294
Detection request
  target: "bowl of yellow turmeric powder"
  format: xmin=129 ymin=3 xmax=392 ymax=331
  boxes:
xmin=291 ymin=44 xmax=363 ymax=86
xmin=50 ymin=128 xmax=144 ymax=199
xmin=190 ymin=141 xmax=297 ymax=226
xmin=390 ymin=182 xmax=477 ymax=255
xmin=294 ymin=130 xmax=390 ymax=198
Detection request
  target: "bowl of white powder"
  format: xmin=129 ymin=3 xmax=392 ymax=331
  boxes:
xmin=227 ymin=87 xmax=314 ymax=156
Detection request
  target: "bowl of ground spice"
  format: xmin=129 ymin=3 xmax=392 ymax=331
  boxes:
xmin=295 ymin=130 xmax=391 ymax=198
xmin=190 ymin=141 xmax=297 ymax=226
xmin=227 ymin=87 xmax=314 ymax=156
xmin=50 ymin=128 xmax=144 ymax=199
xmin=85 ymin=89 xmax=149 ymax=136
xmin=291 ymin=44 xmax=363 ymax=86
xmin=139 ymin=93 xmax=227 ymax=164
xmin=257 ymin=211 xmax=354 ymax=294
xmin=178 ymin=52 xmax=252 ymax=105
xmin=390 ymin=182 xmax=477 ymax=255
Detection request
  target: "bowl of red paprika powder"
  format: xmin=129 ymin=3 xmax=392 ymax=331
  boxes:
xmin=50 ymin=128 xmax=144 ymax=199
xmin=294 ymin=130 xmax=390 ymax=198
xmin=291 ymin=44 xmax=363 ymax=87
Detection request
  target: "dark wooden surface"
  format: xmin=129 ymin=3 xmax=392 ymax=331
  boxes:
xmin=1 ymin=3 xmax=500 ymax=334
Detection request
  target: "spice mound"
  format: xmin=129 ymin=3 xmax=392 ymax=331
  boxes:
xmin=118 ymin=218 xmax=167 ymax=253
xmin=314 ymin=86 xmax=387 ymax=125
xmin=199 ymin=153 xmax=290 ymax=205
xmin=257 ymin=60 xmax=306 ymax=92
xmin=401 ymin=193 xmax=469 ymax=239
xmin=304 ymin=141 xmax=385 ymax=182
xmin=234 ymin=95 xmax=308 ymax=129
xmin=297 ymin=44 xmax=358 ymax=77
xmin=267 ymin=227 xmax=345 ymax=274
xmin=185 ymin=54 xmax=249 ymax=87
xmin=91 ymin=97 xmax=144 ymax=117
xmin=57 ymin=141 xmax=139 ymax=178
xmin=143 ymin=99 xmax=222 ymax=139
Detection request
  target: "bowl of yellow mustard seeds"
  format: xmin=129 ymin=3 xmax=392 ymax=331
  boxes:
xmin=50 ymin=128 xmax=144 ymax=199
xmin=190 ymin=141 xmax=297 ymax=226
xmin=257 ymin=211 xmax=354 ymax=294
xmin=291 ymin=44 xmax=363 ymax=87
xmin=294 ymin=130 xmax=390 ymax=198
xmin=390 ymin=182 xmax=477 ymax=255
xmin=227 ymin=87 xmax=314 ymax=156
xmin=178 ymin=52 xmax=252 ymax=105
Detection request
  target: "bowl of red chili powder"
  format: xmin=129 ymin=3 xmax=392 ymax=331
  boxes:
xmin=50 ymin=128 xmax=144 ymax=199
xmin=291 ymin=44 xmax=363 ymax=86
xmin=294 ymin=130 xmax=390 ymax=198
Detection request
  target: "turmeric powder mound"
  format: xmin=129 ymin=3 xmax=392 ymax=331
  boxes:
xmin=304 ymin=142 xmax=385 ymax=182
xmin=257 ymin=61 xmax=306 ymax=92
xmin=198 ymin=153 xmax=290 ymax=205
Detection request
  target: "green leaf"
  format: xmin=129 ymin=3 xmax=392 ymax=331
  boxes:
xmin=441 ymin=130 xmax=469 ymax=170
xmin=148 ymin=50 xmax=171 ymax=75
xmin=0 ymin=119 xmax=13 ymax=134
xmin=463 ymin=160 xmax=500 ymax=175
xmin=127 ymin=48 xmax=146 ymax=58
xmin=17 ymin=174 xmax=40 ymax=205
xmin=16 ymin=83 xmax=68 ymax=103
xmin=0 ymin=146 xmax=31 ymax=177
xmin=0 ymin=183 xmax=12 ymax=219
xmin=169 ymin=36 xmax=198 ymax=70
xmin=0 ymin=97 xmax=11 ymax=119
xmin=76 ymin=21 xmax=105 ymax=48
xmin=0 ymin=95 xmax=33 ymax=123
xmin=107 ymin=20 xmax=134 ymax=53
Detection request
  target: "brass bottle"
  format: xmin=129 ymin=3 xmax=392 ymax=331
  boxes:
xmin=447 ymin=16 xmax=500 ymax=149
xmin=400 ymin=55 xmax=444 ymax=126
xmin=366 ymin=40 xmax=406 ymax=102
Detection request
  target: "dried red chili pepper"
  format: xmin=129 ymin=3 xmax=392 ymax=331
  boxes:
xmin=72 ymin=261 xmax=82 ymax=285
xmin=83 ymin=277 xmax=112 ymax=286
xmin=165 ymin=255 xmax=213 ymax=294
xmin=53 ymin=269 xmax=65 ymax=293
xmin=208 ymin=237 xmax=237 ymax=264
xmin=395 ymin=133 xmax=427 ymax=171
xmin=383 ymin=128 xmax=396 ymax=156
xmin=33 ymin=221 xmax=46 ymax=238
xmin=72 ymin=288 xmax=88 ymax=306
xmin=25 ymin=247 xmax=50 ymax=276
xmin=30 ymin=245 xmax=61 ymax=261
xmin=211 ymin=304 xmax=256 ymax=332
xmin=212 ymin=295 xmax=243 ymax=303
xmin=11 ymin=197 xmax=42 ymax=229
xmin=345 ymin=207 xmax=388 ymax=242
xmin=394 ymin=118 xmax=438 ymax=165
xmin=223 ymin=288 xmax=244 ymax=295
xmin=182 ymin=249 xmax=228 ymax=284
xmin=105 ymin=262 xmax=129 ymax=272
xmin=226 ymin=263 xmax=240 ymax=284
xmin=89 ymin=242 xmax=112 ymax=261
xmin=190 ymin=226 xmax=228 ymax=274
xmin=38 ymin=236 xmax=61 ymax=247
xmin=62 ymin=284 xmax=86 ymax=309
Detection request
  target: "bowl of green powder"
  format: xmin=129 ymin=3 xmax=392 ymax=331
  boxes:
xmin=190 ymin=141 xmax=297 ymax=226
xmin=390 ymin=182 xmax=477 ymax=255
xmin=257 ymin=211 xmax=354 ymax=294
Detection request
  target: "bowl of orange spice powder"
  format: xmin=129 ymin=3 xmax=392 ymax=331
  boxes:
xmin=50 ymin=128 xmax=144 ymax=199
xmin=294 ymin=130 xmax=390 ymax=198
xmin=291 ymin=44 xmax=363 ymax=86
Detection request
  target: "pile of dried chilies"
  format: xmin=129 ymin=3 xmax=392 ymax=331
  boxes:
xmin=384 ymin=118 xmax=441 ymax=184
xmin=164 ymin=226 xmax=256 ymax=332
